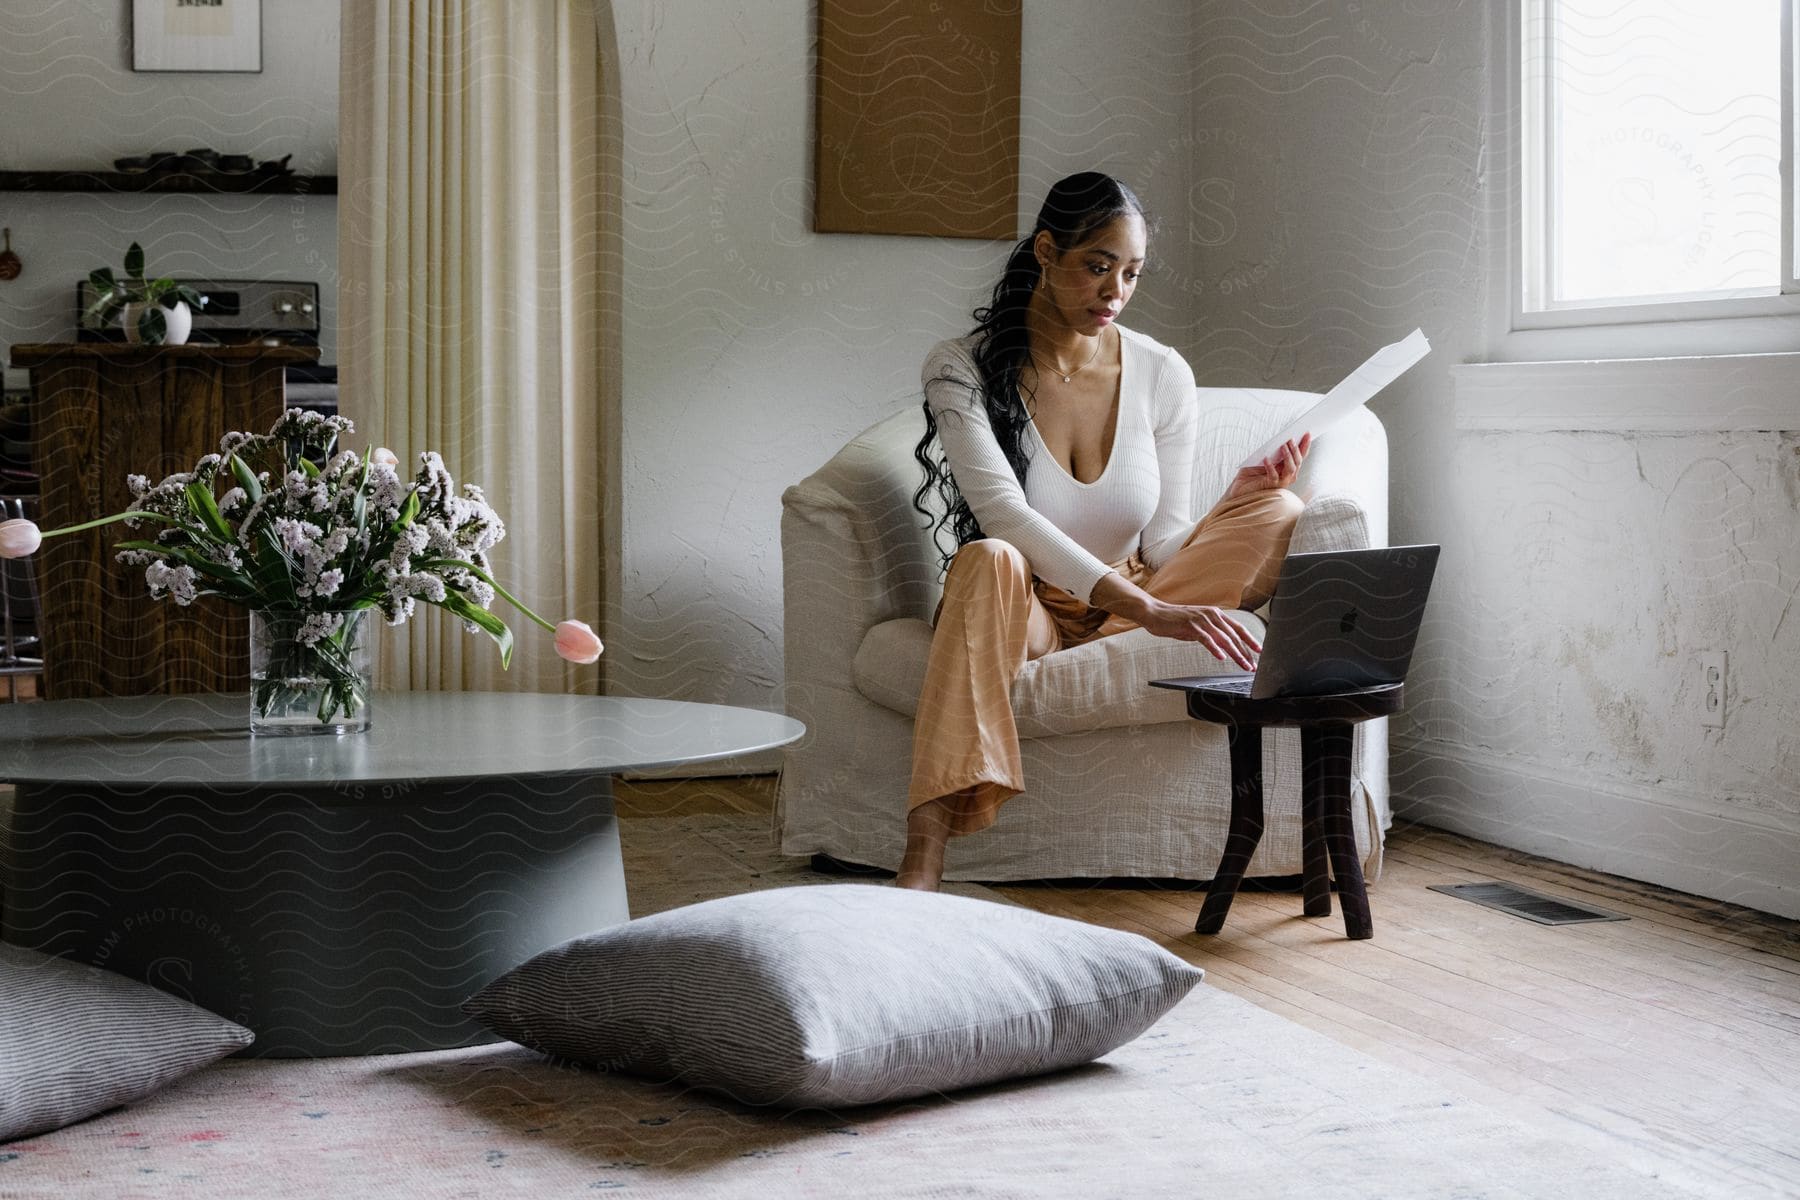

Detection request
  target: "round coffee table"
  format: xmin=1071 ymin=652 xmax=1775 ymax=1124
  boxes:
xmin=0 ymin=692 xmax=803 ymax=1058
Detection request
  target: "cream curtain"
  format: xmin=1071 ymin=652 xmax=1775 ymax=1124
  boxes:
xmin=338 ymin=0 xmax=611 ymax=692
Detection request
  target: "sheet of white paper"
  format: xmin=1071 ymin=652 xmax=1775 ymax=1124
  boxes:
xmin=1240 ymin=329 xmax=1431 ymax=469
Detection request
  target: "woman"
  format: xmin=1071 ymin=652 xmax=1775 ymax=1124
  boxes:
xmin=898 ymin=171 xmax=1309 ymax=891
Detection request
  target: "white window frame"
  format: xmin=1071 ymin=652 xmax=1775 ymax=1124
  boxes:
xmin=1486 ymin=0 xmax=1800 ymax=362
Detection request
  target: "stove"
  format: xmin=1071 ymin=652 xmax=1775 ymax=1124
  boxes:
xmin=74 ymin=277 xmax=335 ymax=411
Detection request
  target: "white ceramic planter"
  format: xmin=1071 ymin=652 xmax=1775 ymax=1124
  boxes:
xmin=162 ymin=299 xmax=193 ymax=346
xmin=120 ymin=300 xmax=193 ymax=346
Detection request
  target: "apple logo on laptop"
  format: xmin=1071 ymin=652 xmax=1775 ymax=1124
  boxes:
xmin=1339 ymin=608 xmax=1359 ymax=635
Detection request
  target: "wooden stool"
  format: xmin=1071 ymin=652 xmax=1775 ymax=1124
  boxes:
xmin=1153 ymin=681 xmax=1405 ymax=940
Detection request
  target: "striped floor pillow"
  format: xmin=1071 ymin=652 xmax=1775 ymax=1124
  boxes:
xmin=462 ymin=883 xmax=1204 ymax=1108
xmin=1 ymin=944 xmax=253 ymax=1143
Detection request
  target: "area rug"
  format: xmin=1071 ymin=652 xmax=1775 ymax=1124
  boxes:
xmin=0 ymin=817 xmax=1740 ymax=1199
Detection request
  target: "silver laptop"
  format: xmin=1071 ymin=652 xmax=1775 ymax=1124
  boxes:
xmin=1151 ymin=545 xmax=1439 ymax=700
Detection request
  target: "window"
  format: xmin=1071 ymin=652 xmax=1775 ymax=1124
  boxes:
xmin=1520 ymin=0 xmax=1796 ymax=318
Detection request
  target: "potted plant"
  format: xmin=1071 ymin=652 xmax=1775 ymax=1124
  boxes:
xmin=85 ymin=242 xmax=207 ymax=346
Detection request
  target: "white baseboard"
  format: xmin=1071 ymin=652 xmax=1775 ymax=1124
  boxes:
xmin=1391 ymin=736 xmax=1800 ymax=921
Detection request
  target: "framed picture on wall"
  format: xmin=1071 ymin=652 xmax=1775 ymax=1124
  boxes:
xmin=132 ymin=0 xmax=263 ymax=73
xmin=814 ymin=0 xmax=1021 ymax=239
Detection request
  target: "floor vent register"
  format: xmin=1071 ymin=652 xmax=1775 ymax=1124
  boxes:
xmin=1427 ymin=881 xmax=1628 ymax=926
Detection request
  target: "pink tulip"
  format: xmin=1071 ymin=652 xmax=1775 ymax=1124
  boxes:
xmin=0 ymin=518 xmax=41 ymax=558
xmin=554 ymin=619 xmax=603 ymax=664
xmin=373 ymin=447 xmax=400 ymax=468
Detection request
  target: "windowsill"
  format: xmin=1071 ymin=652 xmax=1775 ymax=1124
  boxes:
xmin=1453 ymin=352 xmax=1800 ymax=432
xmin=1484 ymin=304 xmax=1800 ymax=367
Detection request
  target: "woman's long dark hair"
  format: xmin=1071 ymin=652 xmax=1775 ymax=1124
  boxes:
xmin=912 ymin=172 xmax=1149 ymax=572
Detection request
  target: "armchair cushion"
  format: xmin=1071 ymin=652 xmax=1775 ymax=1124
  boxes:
xmin=1289 ymin=493 xmax=1375 ymax=556
xmin=854 ymin=615 xmax=1267 ymax=737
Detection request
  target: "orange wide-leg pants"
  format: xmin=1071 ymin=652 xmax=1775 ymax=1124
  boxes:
xmin=906 ymin=487 xmax=1304 ymax=837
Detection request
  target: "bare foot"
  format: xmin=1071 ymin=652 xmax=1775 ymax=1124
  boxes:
xmin=895 ymin=797 xmax=953 ymax=891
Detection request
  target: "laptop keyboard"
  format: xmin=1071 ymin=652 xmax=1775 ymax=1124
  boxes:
xmin=1201 ymin=676 xmax=1257 ymax=694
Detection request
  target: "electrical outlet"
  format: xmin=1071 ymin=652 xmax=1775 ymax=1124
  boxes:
xmin=1699 ymin=651 xmax=1727 ymax=729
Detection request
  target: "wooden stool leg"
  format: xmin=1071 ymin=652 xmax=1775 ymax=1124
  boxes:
xmin=1311 ymin=722 xmax=1371 ymax=939
xmin=1299 ymin=725 xmax=1332 ymax=918
xmin=1196 ymin=723 xmax=1264 ymax=935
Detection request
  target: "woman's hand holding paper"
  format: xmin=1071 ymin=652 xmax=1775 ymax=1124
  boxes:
xmin=1225 ymin=432 xmax=1311 ymax=500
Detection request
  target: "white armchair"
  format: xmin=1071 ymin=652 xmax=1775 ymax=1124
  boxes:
xmin=776 ymin=387 xmax=1390 ymax=883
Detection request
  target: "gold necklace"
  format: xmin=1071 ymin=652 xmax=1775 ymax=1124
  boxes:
xmin=1029 ymin=334 xmax=1103 ymax=384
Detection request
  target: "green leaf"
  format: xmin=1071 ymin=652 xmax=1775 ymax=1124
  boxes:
xmin=395 ymin=490 xmax=421 ymax=529
xmin=124 ymin=242 xmax=145 ymax=279
xmin=410 ymin=556 xmax=553 ymax=636
xmin=228 ymin=453 xmax=263 ymax=503
xmin=298 ymin=456 xmax=321 ymax=480
xmin=183 ymin=481 xmax=233 ymax=542
xmin=138 ymin=305 xmax=167 ymax=344
xmin=248 ymin=525 xmax=300 ymax=606
xmin=175 ymin=285 xmax=207 ymax=308
xmin=84 ymin=267 xmax=122 ymax=323
xmin=340 ymin=457 xmax=374 ymax=590
xmin=435 ymin=590 xmax=515 ymax=669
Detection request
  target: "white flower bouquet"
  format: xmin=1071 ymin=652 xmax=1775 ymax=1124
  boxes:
xmin=0 ymin=410 xmax=600 ymax=730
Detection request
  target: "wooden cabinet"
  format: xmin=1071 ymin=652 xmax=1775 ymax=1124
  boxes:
xmin=10 ymin=344 xmax=317 ymax=699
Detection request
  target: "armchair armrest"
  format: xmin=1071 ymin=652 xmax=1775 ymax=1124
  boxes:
xmin=1289 ymin=404 xmax=1388 ymax=553
xmin=780 ymin=409 xmax=941 ymax=696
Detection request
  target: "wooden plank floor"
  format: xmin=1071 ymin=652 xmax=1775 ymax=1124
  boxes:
xmin=616 ymin=776 xmax=1800 ymax=1196
xmin=614 ymin=773 xmax=781 ymax=818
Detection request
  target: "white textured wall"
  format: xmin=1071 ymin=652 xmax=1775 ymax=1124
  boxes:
xmin=0 ymin=0 xmax=339 ymax=368
xmin=608 ymin=0 xmax=1202 ymax=711
xmin=1180 ymin=1 xmax=1798 ymax=916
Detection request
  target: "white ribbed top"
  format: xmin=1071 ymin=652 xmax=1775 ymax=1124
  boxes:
xmin=923 ymin=325 xmax=1200 ymax=603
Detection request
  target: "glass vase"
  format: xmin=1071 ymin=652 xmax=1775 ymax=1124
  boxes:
xmin=248 ymin=609 xmax=373 ymax=736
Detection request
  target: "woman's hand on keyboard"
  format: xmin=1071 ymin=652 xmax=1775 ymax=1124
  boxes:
xmin=1136 ymin=601 xmax=1261 ymax=670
